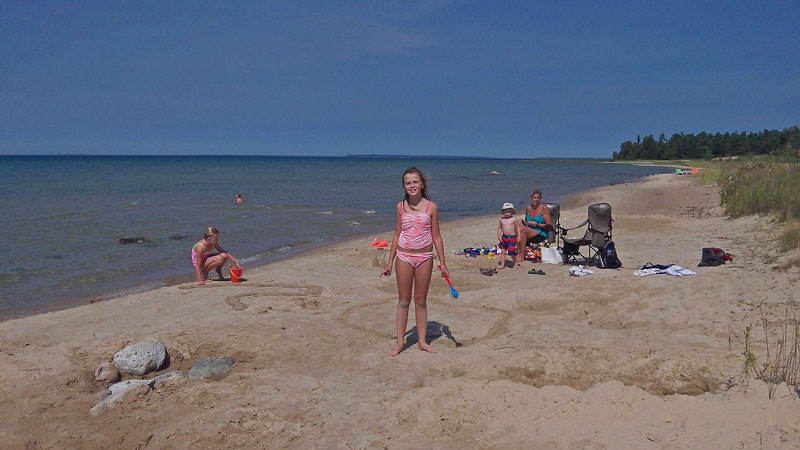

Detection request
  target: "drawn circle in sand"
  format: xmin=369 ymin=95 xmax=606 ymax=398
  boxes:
xmin=338 ymin=301 xmax=512 ymax=345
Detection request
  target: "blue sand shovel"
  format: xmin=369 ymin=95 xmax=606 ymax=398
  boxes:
xmin=438 ymin=265 xmax=459 ymax=298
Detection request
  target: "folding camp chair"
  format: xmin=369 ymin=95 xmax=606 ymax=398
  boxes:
xmin=559 ymin=202 xmax=612 ymax=265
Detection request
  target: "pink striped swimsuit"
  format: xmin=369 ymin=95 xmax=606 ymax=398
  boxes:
xmin=191 ymin=242 xmax=210 ymax=266
xmin=396 ymin=200 xmax=434 ymax=268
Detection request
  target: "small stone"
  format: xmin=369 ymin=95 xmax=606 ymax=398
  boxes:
xmin=152 ymin=370 xmax=185 ymax=387
xmin=94 ymin=361 xmax=120 ymax=383
xmin=187 ymin=357 xmax=235 ymax=380
xmin=118 ymin=237 xmax=148 ymax=244
xmin=108 ymin=379 xmax=154 ymax=395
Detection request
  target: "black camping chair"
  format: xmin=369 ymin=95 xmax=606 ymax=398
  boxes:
xmin=559 ymin=202 xmax=612 ymax=265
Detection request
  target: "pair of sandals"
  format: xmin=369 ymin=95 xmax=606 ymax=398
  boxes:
xmin=528 ymin=269 xmax=545 ymax=275
xmin=480 ymin=268 xmax=498 ymax=276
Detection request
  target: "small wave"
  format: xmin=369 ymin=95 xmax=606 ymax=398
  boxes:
xmin=315 ymin=210 xmax=334 ymax=215
xmin=275 ymin=246 xmax=291 ymax=252
xmin=348 ymin=221 xmax=360 ymax=227
xmin=254 ymin=205 xmax=272 ymax=209
xmin=127 ymin=201 xmax=139 ymax=206
xmin=239 ymin=255 xmax=259 ymax=263
xmin=108 ymin=281 xmax=164 ymax=299
xmin=361 ymin=210 xmax=376 ymax=215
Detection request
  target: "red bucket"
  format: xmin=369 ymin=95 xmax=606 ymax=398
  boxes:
xmin=229 ymin=267 xmax=243 ymax=283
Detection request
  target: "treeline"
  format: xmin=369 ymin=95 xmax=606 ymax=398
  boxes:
xmin=612 ymin=126 xmax=800 ymax=160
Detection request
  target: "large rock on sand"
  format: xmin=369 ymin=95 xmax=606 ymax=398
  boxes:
xmin=113 ymin=337 xmax=168 ymax=376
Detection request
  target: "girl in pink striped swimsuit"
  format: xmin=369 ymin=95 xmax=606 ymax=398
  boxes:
xmin=192 ymin=226 xmax=242 ymax=285
xmin=381 ymin=167 xmax=450 ymax=356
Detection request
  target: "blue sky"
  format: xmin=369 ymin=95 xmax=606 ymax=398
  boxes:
xmin=2 ymin=1 xmax=799 ymax=157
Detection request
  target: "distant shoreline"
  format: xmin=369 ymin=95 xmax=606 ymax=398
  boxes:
xmin=1 ymin=153 xmax=612 ymax=162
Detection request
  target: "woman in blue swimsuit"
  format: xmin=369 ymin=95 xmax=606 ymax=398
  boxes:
xmin=516 ymin=189 xmax=552 ymax=265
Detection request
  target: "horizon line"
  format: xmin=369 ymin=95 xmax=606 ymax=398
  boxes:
xmin=0 ymin=153 xmax=612 ymax=161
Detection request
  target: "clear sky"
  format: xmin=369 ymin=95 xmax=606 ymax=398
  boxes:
xmin=2 ymin=1 xmax=799 ymax=158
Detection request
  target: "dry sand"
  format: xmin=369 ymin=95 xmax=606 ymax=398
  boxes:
xmin=2 ymin=174 xmax=799 ymax=449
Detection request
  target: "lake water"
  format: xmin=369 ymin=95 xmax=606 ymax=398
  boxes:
xmin=0 ymin=155 xmax=671 ymax=318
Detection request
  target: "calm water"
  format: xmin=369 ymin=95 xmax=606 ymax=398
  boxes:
xmin=0 ymin=156 xmax=671 ymax=318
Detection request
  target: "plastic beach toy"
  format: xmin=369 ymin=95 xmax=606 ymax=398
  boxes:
xmin=377 ymin=239 xmax=388 ymax=248
xmin=370 ymin=238 xmax=380 ymax=247
xmin=229 ymin=266 xmax=243 ymax=283
xmin=438 ymin=265 xmax=459 ymax=298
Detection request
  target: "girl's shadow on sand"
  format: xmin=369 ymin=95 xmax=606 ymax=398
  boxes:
xmin=402 ymin=321 xmax=462 ymax=350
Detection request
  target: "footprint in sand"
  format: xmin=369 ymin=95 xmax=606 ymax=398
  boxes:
xmin=225 ymin=297 xmax=248 ymax=311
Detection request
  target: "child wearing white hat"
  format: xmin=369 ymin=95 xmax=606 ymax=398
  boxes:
xmin=497 ymin=202 xmax=521 ymax=269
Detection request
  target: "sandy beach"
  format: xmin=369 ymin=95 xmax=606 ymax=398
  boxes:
xmin=2 ymin=173 xmax=799 ymax=449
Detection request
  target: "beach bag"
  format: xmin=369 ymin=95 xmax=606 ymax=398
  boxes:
xmin=698 ymin=247 xmax=732 ymax=267
xmin=598 ymin=241 xmax=622 ymax=269
xmin=541 ymin=246 xmax=562 ymax=264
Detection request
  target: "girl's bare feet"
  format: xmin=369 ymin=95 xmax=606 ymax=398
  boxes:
xmin=388 ymin=344 xmax=405 ymax=357
xmin=419 ymin=343 xmax=438 ymax=353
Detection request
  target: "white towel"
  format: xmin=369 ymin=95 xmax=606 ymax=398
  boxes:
xmin=665 ymin=265 xmax=696 ymax=276
xmin=633 ymin=268 xmax=661 ymax=277
xmin=568 ymin=265 xmax=594 ymax=277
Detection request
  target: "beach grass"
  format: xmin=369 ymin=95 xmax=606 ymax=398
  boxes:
xmin=781 ymin=222 xmax=800 ymax=253
xmin=683 ymin=153 xmax=800 ymax=251
xmin=736 ymin=305 xmax=800 ymax=399
xmin=719 ymin=161 xmax=800 ymax=222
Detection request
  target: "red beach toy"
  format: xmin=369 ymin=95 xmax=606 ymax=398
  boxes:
xmin=229 ymin=266 xmax=243 ymax=283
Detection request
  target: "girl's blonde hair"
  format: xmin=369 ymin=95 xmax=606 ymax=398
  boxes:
xmin=203 ymin=226 xmax=220 ymax=240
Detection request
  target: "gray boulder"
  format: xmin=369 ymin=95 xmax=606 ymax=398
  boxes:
xmin=113 ymin=337 xmax=168 ymax=376
xmin=188 ymin=356 xmax=235 ymax=380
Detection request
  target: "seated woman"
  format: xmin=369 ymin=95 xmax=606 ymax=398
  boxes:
xmin=516 ymin=189 xmax=552 ymax=265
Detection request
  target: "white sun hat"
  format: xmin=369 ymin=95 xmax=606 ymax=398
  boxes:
xmin=502 ymin=202 xmax=515 ymax=211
